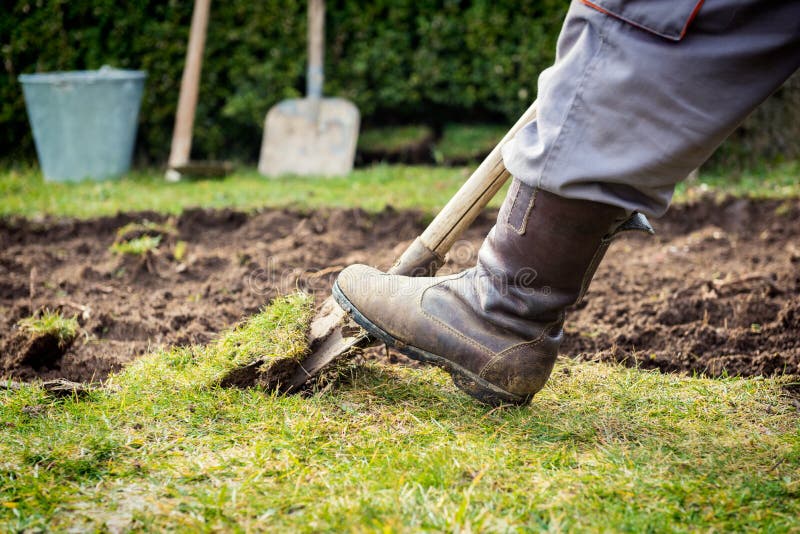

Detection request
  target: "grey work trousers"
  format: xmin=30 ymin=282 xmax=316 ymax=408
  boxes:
xmin=501 ymin=0 xmax=800 ymax=217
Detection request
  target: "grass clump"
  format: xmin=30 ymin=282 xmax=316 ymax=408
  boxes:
xmin=110 ymin=292 xmax=314 ymax=393
xmin=110 ymin=220 xmax=177 ymax=256
xmin=110 ymin=235 xmax=162 ymax=256
xmin=17 ymin=309 xmax=79 ymax=346
xmin=1 ymin=291 xmax=799 ymax=531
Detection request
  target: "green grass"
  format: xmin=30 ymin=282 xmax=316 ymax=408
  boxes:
xmin=1 ymin=293 xmax=798 ymax=531
xmin=435 ymin=123 xmax=509 ymax=162
xmin=358 ymin=125 xmax=434 ymax=154
xmin=1 ymin=161 xmax=797 ymax=221
xmin=0 ymin=165 xmax=483 ymax=219
xmin=674 ymin=160 xmax=800 ymax=200
xmin=17 ymin=310 xmax=79 ymax=347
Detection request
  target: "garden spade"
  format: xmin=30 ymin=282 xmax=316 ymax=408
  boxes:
xmin=257 ymin=0 xmax=359 ymax=177
xmin=166 ymin=0 xmax=232 ymax=181
xmin=218 ymin=101 xmax=541 ymax=392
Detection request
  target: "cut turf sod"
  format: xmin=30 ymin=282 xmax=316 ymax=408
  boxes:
xmin=1 ymin=292 xmax=799 ymax=531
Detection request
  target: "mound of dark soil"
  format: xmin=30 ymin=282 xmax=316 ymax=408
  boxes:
xmin=0 ymin=207 xmax=428 ymax=381
xmin=565 ymin=198 xmax=800 ymax=377
xmin=1 ymin=196 xmax=798 ymax=382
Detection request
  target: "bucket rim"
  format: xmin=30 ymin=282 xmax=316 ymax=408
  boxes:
xmin=19 ymin=68 xmax=147 ymax=84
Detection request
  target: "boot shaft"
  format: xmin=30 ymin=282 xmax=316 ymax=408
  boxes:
xmin=476 ymin=180 xmax=652 ymax=329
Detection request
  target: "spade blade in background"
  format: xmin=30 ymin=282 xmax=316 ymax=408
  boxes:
xmin=258 ymin=98 xmax=360 ymax=177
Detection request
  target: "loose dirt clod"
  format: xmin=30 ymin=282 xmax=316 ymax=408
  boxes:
xmin=4 ymin=331 xmax=67 ymax=370
xmin=3 ymin=310 xmax=79 ymax=375
xmin=0 ymin=197 xmax=798 ymax=382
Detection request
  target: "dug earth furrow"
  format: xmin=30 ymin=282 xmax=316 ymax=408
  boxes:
xmin=1 ymin=197 xmax=798 ymax=382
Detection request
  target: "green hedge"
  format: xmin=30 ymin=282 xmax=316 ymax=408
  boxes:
xmin=3 ymin=1 xmax=797 ymax=169
xmin=1 ymin=0 xmax=566 ymax=163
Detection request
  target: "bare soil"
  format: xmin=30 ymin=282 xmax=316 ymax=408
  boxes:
xmin=1 ymin=196 xmax=798 ymax=382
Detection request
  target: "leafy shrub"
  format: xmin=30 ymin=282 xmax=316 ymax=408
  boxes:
xmin=2 ymin=1 xmax=797 ymax=170
xmin=1 ymin=0 xmax=565 ymax=163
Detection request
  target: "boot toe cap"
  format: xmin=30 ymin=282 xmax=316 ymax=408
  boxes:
xmin=335 ymin=264 xmax=428 ymax=341
xmin=336 ymin=264 xmax=382 ymax=300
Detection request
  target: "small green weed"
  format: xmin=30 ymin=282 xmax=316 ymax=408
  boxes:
xmin=111 ymin=220 xmax=178 ymax=258
xmin=110 ymin=235 xmax=162 ymax=256
xmin=172 ymin=240 xmax=188 ymax=261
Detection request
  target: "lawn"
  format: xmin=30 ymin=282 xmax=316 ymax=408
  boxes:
xmin=0 ymin=165 xmax=476 ymax=219
xmin=1 ymin=162 xmax=799 ymax=531
xmin=2 ymin=294 xmax=799 ymax=531
xmin=1 ymin=161 xmax=799 ymax=219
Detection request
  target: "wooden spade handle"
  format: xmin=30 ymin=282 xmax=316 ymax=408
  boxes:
xmin=390 ymin=101 xmax=538 ymax=276
xmin=168 ymin=0 xmax=211 ymax=171
xmin=307 ymin=0 xmax=325 ymax=99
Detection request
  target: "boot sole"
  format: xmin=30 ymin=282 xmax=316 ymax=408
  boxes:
xmin=332 ymin=282 xmax=529 ymax=407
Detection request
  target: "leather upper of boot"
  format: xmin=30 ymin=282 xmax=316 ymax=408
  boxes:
xmin=336 ymin=264 xmax=563 ymax=398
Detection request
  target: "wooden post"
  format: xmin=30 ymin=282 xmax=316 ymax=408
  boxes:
xmin=166 ymin=0 xmax=210 ymax=180
xmin=307 ymin=0 xmax=325 ymax=100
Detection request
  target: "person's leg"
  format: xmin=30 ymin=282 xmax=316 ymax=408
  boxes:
xmin=334 ymin=0 xmax=800 ymax=405
xmin=503 ymin=0 xmax=800 ymax=217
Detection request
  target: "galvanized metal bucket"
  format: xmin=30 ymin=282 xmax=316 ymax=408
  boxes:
xmin=19 ymin=67 xmax=146 ymax=182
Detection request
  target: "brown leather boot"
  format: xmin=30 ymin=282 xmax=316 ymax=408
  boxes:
xmin=333 ymin=179 xmax=653 ymax=406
